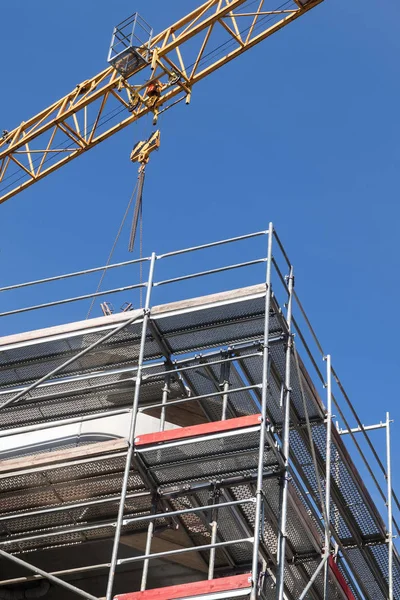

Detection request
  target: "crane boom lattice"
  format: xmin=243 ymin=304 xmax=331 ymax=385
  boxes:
xmin=0 ymin=0 xmax=322 ymax=205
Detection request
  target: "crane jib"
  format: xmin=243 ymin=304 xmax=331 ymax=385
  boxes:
xmin=0 ymin=0 xmax=324 ymax=205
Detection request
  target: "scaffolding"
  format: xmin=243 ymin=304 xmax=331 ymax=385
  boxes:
xmin=0 ymin=224 xmax=398 ymax=600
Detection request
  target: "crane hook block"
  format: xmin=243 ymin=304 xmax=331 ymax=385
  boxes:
xmin=130 ymin=130 xmax=160 ymax=165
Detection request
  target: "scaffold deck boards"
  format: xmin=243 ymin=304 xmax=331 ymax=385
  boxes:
xmin=114 ymin=573 xmax=252 ymax=600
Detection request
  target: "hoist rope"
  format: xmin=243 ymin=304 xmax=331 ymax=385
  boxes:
xmin=128 ymin=168 xmax=145 ymax=253
xmin=128 ymin=167 xmax=146 ymax=307
xmin=85 ymin=179 xmax=139 ymax=319
xmin=139 ymin=200 xmax=143 ymax=308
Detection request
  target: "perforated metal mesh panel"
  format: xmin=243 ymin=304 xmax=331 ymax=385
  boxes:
xmin=0 ymin=443 xmax=152 ymax=554
xmin=370 ymin=544 xmax=400 ymax=599
xmin=154 ymin=294 xmax=282 ymax=356
xmin=345 ymin=547 xmax=386 ymax=600
xmin=0 ymin=322 xmax=162 ymax=388
xmin=137 ymin=425 xmax=278 ymax=487
xmin=0 ymin=283 xmax=397 ymax=600
xmin=238 ymin=309 xmax=395 ymax=600
xmin=0 ymin=369 xmax=182 ymax=430
xmin=180 ymin=352 xmax=260 ymax=423
xmin=335 ymin=557 xmax=363 ymax=600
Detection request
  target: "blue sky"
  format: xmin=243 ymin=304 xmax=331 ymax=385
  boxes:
xmin=0 ymin=0 xmax=399 ymax=535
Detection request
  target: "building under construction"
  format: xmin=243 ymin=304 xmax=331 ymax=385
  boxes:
xmin=0 ymin=226 xmax=398 ymax=600
xmin=0 ymin=1 xmax=399 ymax=599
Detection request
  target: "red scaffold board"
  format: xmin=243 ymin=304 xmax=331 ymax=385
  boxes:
xmin=114 ymin=573 xmax=252 ymax=600
xmin=135 ymin=414 xmax=262 ymax=447
xmin=329 ymin=556 xmax=356 ymax=600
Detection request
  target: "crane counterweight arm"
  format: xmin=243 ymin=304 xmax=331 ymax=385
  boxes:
xmin=0 ymin=0 xmax=323 ymax=205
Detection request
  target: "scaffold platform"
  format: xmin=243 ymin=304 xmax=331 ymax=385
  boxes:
xmin=0 ymin=227 xmax=398 ymax=600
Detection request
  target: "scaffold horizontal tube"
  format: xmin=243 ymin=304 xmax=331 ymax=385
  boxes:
xmin=154 ymin=258 xmax=267 ymax=287
xmin=0 ymin=491 xmax=150 ymax=523
xmin=123 ymin=497 xmax=256 ymax=526
xmin=117 ymin=537 xmax=254 ymax=566
xmin=157 ymin=230 xmax=268 ymax=259
xmin=0 ymin=281 xmax=146 ymax=317
xmin=0 ymin=255 xmax=151 ymax=293
xmin=139 ymin=383 xmax=262 ymax=412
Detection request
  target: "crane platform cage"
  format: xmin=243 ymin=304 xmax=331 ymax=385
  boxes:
xmin=107 ymin=13 xmax=153 ymax=77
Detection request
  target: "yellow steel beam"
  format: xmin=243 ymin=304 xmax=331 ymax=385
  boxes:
xmin=0 ymin=0 xmax=324 ymax=205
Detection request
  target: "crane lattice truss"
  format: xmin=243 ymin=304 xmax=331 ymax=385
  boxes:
xmin=0 ymin=0 xmax=322 ymax=205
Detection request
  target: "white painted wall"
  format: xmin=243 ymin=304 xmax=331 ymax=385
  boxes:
xmin=0 ymin=413 xmax=178 ymax=458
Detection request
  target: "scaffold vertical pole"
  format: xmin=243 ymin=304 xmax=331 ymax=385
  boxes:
xmin=140 ymin=515 xmax=155 ymax=590
xmin=105 ymin=252 xmax=157 ymax=600
xmin=250 ymin=222 xmax=274 ymax=600
xmin=324 ymin=354 xmax=332 ymax=599
xmin=208 ymin=489 xmax=220 ymax=580
xmin=220 ymin=358 xmax=230 ymax=421
xmin=386 ymin=411 xmax=393 ymax=600
xmin=275 ymin=264 xmax=294 ymax=600
xmin=159 ymin=373 xmax=170 ymax=432
xmin=221 ymin=380 xmax=229 ymax=421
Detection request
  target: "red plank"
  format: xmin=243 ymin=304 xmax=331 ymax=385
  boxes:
xmin=329 ymin=556 xmax=356 ymax=600
xmin=114 ymin=573 xmax=252 ymax=600
xmin=135 ymin=414 xmax=262 ymax=447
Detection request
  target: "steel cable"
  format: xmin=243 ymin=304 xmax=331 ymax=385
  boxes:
xmin=85 ymin=178 xmax=139 ymax=319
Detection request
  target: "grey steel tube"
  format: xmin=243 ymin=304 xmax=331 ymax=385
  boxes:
xmin=143 ymin=352 xmax=262 ymax=382
xmin=0 ymin=281 xmax=145 ymax=318
xmin=2 ymin=499 xmax=256 ymax=546
xmin=140 ymin=383 xmax=261 ymax=413
xmin=208 ymin=518 xmax=218 ymax=580
xmin=386 ymin=412 xmax=393 ymax=600
xmin=275 ymin=265 xmax=294 ymax=600
xmin=123 ymin=497 xmax=256 ymax=526
xmin=207 ymin=491 xmax=220 ymax=581
xmin=0 ymin=345 xmax=261 ymax=406
xmin=158 ymin=230 xmax=268 ymax=258
xmin=339 ymin=423 xmax=387 ymax=435
xmin=324 ymin=354 xmax=332 ymax=600
xmin=290 ymin=284 xmax=400 ymax=536
xmin=159 ymin=375 xmax=170 ymax=432
xmin=1 ymin=491 xmax=150 ymax=524
xmin=0 ymin=563 xmax=111 ymax=588
xmin=0 ymin=362 xmax=140 ymax=399
xmin=294 ymin=311 xmax=400 ymax=535
xmin=250 ymin=222 xmax=274 ymax=600
xmin=118 ymin=537 xmax=254 ymax=566
xmin=221 ymin=380 xmax=229 ymax=421
xmin=298 ymin=554 xmax=329 ymax=600
xmin=140 ymin=519 xmax=154 ymax=591
xmin=0 ymin=256 xmax=149 ymax=293
xmin=154 ymin=258 xmax=266 ymax=287
xmin=272 ymin=229 xmax=292 ymax=270
xmin=293 ymin=287 xmax=400 ymax=517
xmin=105 ymin=252 xmax=156 ymax=600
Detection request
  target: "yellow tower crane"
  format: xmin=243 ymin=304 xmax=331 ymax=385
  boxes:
xmin=0 ymin=0 xmax=324 ymax=208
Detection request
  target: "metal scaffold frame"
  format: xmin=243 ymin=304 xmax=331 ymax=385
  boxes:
xmin=0 ymin=224 xmax=398 ymax=600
